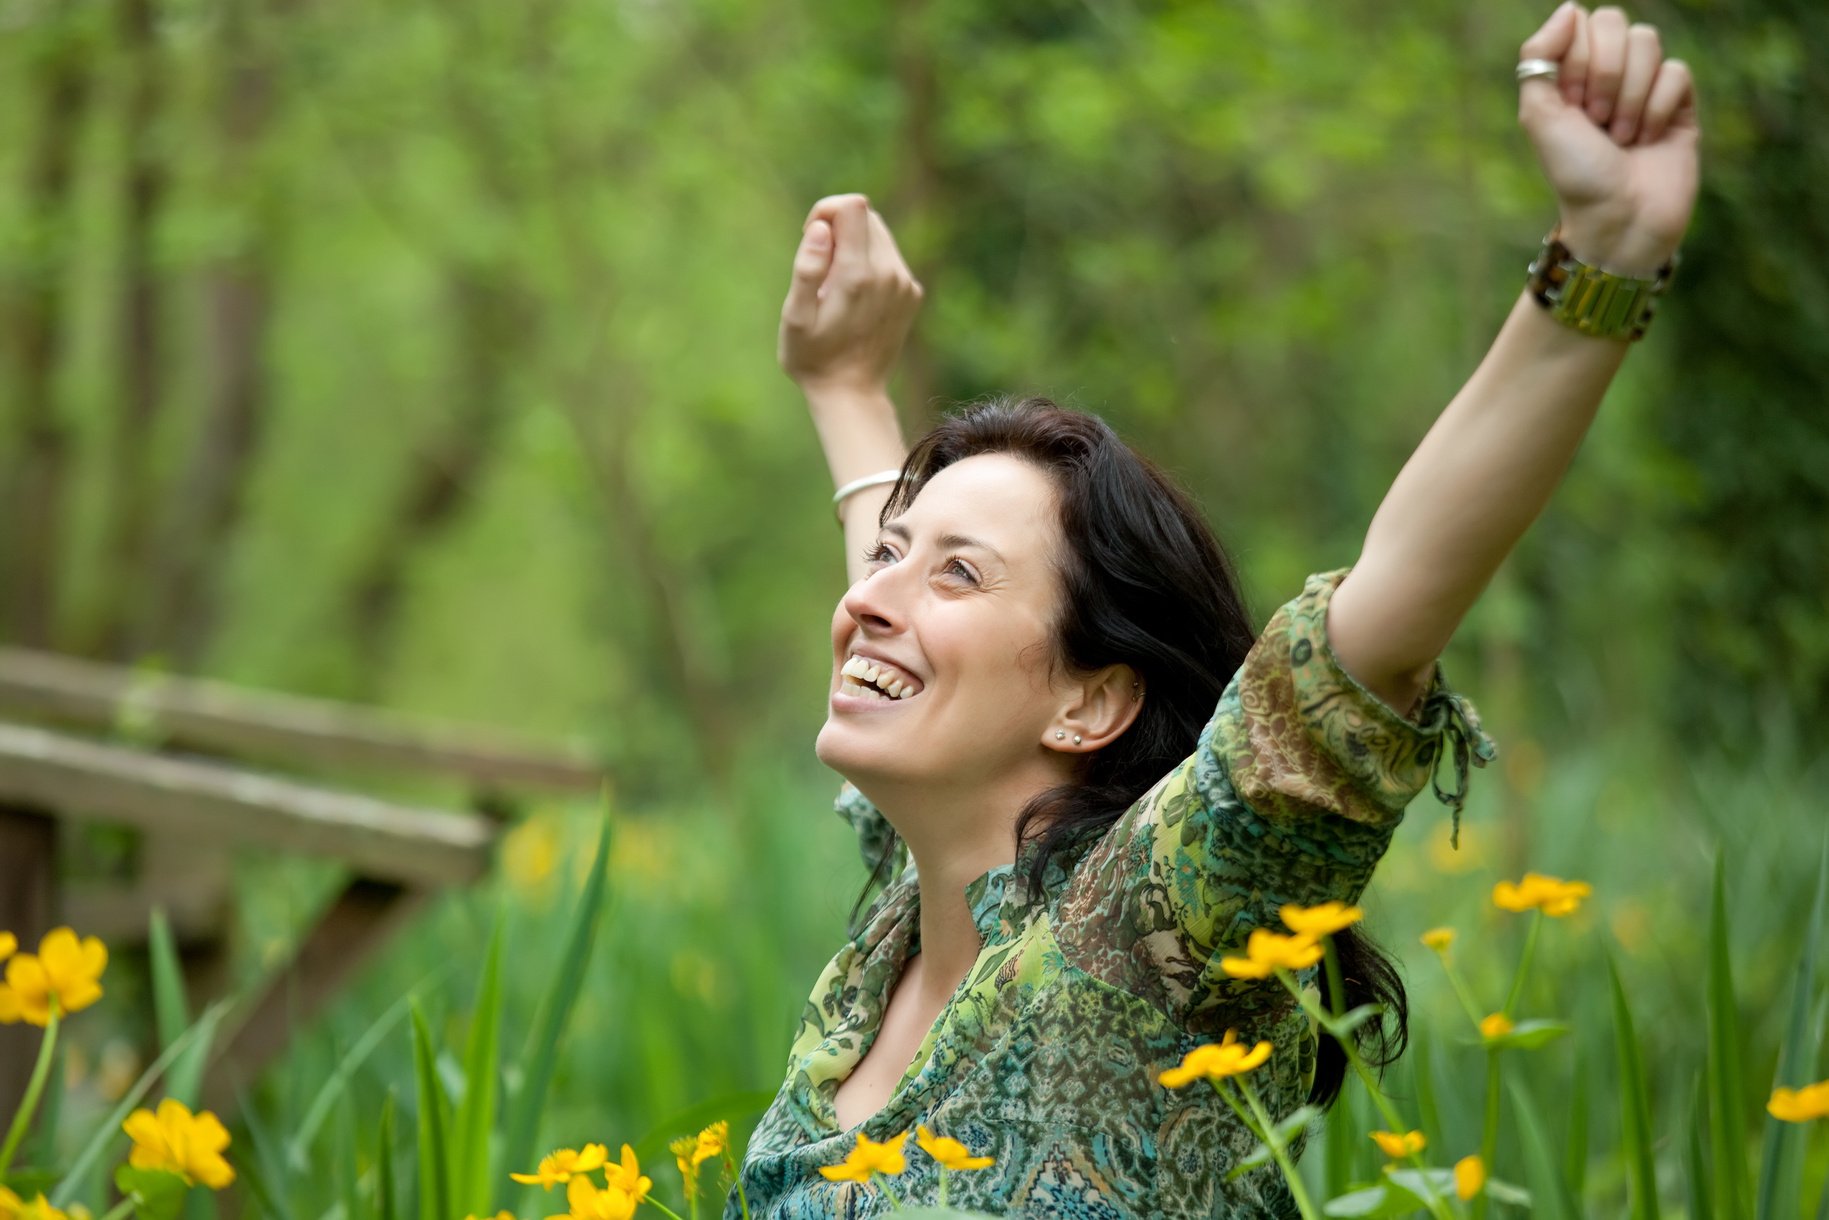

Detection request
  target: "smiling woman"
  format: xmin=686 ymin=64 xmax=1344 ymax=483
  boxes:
xmin=746 ymin=5 xmax=1699 ymax=1216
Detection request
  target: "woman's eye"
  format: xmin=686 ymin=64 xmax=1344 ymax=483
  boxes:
xmin=862 ymin=542 xmax=897 ymax=565
xmin=946 ymin=559 xmax=979 ymax=584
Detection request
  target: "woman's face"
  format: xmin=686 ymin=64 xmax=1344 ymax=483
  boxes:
xmin=816 ymin=453 xmax=1073 ymax=795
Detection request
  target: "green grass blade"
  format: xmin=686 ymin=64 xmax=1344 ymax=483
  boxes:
xmin=454 ymin=917 xmax=506 ymax=1217
xmin=1410 ymin=1025 xmax=1443 ymax=1150
xmin=1687 ymin=1073 xmax=1715 ymax=1220
xmin=48 ymin=998 xmax=231 ymax=1207
xmin=504 ymin=807 xmax=615 ymax=1184
xmin=378 ymin=1092 xmax=399 ymax=1220
xmin=1565 ymin=1046 xmax=1589 ymax=1202
xmin=1707 ymin=853 xmax=1751 ymax=1220
xmin=147 ymin=909 xmax=214 ymax=1111
xmin=1321 ymin=1076 xmax=1356 ymax=1201
xmin=1755 ymin=836 xmax=1828 ymax=1220
xmin=1607 ymin=951 xmax=1660 ymax=1220
xmin=410 ymin=1002 xmax=451 ymax=1220
xmin=1508 ymin=1075 xmax=1576 ymax=1220
xmin=336 ymin=1096 xmax=365 ymax=1220
xmin=289 ymin=991 xmax=420 ymax=1168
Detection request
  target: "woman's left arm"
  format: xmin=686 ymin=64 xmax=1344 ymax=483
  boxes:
xmin=1328 ymin=3 xmax=1700 ymax=716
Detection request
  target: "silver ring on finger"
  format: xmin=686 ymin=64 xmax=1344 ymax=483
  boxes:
xmin=1516 ymin=58 xmax=1561 ymax=84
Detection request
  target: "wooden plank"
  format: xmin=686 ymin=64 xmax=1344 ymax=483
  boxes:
xmin=0 ymin=646 xmax=603 ymax=793
xmin=201 ymin=878 xmax=426 ymax=1114
xmin=0 ymin=723 xmax=493 ymax=887
xmin=0 ymin=804 xmax=57 ymax=1123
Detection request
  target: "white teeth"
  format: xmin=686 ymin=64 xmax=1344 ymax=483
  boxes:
xmin=884 ymin=679 xmax=903 ymax=697
xmin=840 ymin=654 xmax=922 ymax=699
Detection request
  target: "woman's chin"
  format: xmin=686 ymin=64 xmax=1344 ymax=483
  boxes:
xmin=815 ymin=720 xmax=905 ymax=783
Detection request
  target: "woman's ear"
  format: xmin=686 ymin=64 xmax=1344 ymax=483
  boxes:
xmin=1046 ymin=663 xmax=1143 ymax=752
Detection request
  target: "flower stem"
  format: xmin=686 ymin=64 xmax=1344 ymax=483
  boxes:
xmin=0 ymin=1008 xmax=60 ymax=1176
xmin=1281 ymin=964 xmax=1454 ymax=1220
xmin=724 ymin=1152 xmax=750 ymax=1220
xmin=873 ymin=1173 xmax=902 ymax=1210
xmin=647 ymin=1200 xmax=689 ymax=1220
xmin=96 ymin=1195 xmax=138 ymax=1220
xmin=1471 ymin=1049 xmax=1503 ymax=1220
xmin=1502 ymin=911 xmax=1543 ymax=1018
xmin=1217 ymin=1077 xmax=1324 ymax=1220
xmin=938 ymin=1167 xmax=949 ymax=1207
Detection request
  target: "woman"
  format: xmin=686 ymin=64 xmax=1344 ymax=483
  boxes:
xmin=739 ymin=5 xmax=1697 ymax=1216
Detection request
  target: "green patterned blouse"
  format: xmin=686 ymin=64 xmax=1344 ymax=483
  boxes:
xmin=730 ymin=569 xmax=1495 ymax=1219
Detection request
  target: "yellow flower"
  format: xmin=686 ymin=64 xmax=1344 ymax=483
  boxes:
xmin=915 ymin=1125 xmax=994 ymax=1171
xmin=1279 ymin=902 xmax=1363 ymax=938
xmin=512 ymin=1144 xmax=610 ymax=1189
xmin=554 ymin=1179 xmax=633 ymax=1220
xmin=818 ymin=1131 xmax=908 ymax=1183
xmin=1767 ymin=1080 xmax=1829 ymax=1123
xmin=0 ymin=1188 xmax=71 ymax=1220
xmin=123 ymin=1098 xmax=235 ymax=1190
xmin=1158 ymin=1029 xmax=1273 ymax=1088
xmin=1479 ymin=1013 xmax=1514 ymax=1040
xmin=0 ymin=928 xmax=107 ymax=1027
xmin=1492 ymin=873 xmax=1592 ymax=918
xmin=0 ymin=932 xmax=16 ymax=961
xmin=1454 ymin=1154 xmax=1485 ymax=1200
xmin=671 ymin=1121 xmax=729 ymax=1197
xmin=1420 ymin=927 xmax=1455 ymax=952
xmin=600 ymin=1145 xmax=651 ymax=1205
xmin=1219 ymin=929 xmax=1324 ymax=980
xmin=1368 ymin=1129 xmax=1426 ymax=1158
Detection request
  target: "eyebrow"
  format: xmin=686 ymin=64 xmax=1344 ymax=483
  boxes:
xmin=882 ymin=521 xmax=1007 ymax=565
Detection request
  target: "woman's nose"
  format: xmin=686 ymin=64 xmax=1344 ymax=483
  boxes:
xmin=841 ymin=566 xmax=907 ymax=636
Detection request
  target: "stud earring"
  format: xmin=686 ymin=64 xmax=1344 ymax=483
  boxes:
xmin=1054 ymin=730 xmax=1065 ymax=740
xmin=1073 ymin=734 xmax=1082 ymax=745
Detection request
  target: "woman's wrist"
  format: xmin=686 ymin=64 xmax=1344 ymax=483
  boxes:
xmin=1557 ymin=207 xmax=1679 ymax=278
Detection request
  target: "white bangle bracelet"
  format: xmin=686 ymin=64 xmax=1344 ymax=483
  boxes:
xmin=832 ymin=469 xmax=902 ymax=523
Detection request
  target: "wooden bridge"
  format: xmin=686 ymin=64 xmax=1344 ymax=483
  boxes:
xmin=0 ymin=646 xmax=604 ymax=1115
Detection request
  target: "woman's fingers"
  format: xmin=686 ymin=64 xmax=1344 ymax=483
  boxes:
xmin=781 ymin=219 xmax=834 ymax=331
xmin=1518 ymin=3 xmax=1581 ymax=126
xmin=1638 ymin=58 xmax=1696 ymax=144
xmin=1608 ymin=23 xmax=1661 ymax=143
xmin=865 ymin=208 xmax=922 ymax=298
xmin=804 ymin=192 xmax=868 ymax=230
xmin=826 ymin=197 xmax=874 ymax=293
xmin=1561 ymin=5 xmax=1590 ymax=109
xmin=1583 ymin=6 xmax=1628 ymax=126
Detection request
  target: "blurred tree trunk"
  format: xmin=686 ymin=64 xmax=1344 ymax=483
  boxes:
xmin=145 ymin=0 xmax=296 ymax=668
xmin=889 ymin=0 xmax=941 ymax=426
xmin=0 ymin=20 xmax=91 ymax=650
xmin=342 ymin=273 xmax=526 ymax=690
xmin=95 ymin=0 xmax=169 ymax=661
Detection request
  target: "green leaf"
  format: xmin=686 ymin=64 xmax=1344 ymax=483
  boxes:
xmin=453 ymin=919 xmax=506 ymax=1217
xmin=1485 ymin=1178 xmax=1532 ymax=1207
xmin=504 ymin=807 xmax=615 ymax=1188
xmin=1321 ymin=1081 xmax=1359 ymax=1197
xmin=288 ymin=988 xmax=425 ymax=1169
xmin=378 ymin=1092 xmax=400 ymax=1220
xmin=1509 ymin=1075 xmax=1579 ymax=1220
xmin=1223 ymin=1102 xmax=1320 ymax=1182
xmin=1687 ymin=1074 xmax=1715 ymax=1220
xmin=1607 ymin=951 xmax=1661 ymax=1220
xmin=1707 ymin=852 xmax=1751 ymax=1220
xmin=1322 ymin=1177 xmax=1426 ymax=1218
xmin=1755 ymin=836 xmax=1827 ymax=1220
xmin=1318 ymin=1004 xmax=1384 ymax=1040
xmin=48 ymin=999 xmax=232 ymax=1208
xmin=410 ymin=1002 xmax=451 ymax=1220
xmin=1479 ymin=1019 xmax=1571 ymax=1052
xmin=115 ymin=1166 xmax=190 ymax=1220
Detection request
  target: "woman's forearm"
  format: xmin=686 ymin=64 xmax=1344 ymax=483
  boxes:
xmin=805 ymin=386 xmax=909 ymax=586
xmin=1328 ymin=291 xmax=1631 ymax=713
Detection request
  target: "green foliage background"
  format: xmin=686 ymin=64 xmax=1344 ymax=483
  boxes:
xmin=2 ymin=0 xmax=1825 ymax=1212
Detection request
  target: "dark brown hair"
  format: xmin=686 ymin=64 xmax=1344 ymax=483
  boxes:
xmin=848 ymin=395 xmax=1406 ymax=1109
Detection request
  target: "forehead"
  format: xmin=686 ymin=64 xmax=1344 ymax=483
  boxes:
xmin=895 ymin=453 xmax=1061 ymax=560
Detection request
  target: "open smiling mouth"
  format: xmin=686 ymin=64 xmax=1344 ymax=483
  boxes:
xmin=839 ymin=655 xmax=922 ymax=701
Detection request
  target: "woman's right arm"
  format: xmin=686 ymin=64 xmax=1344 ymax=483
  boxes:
xmin=778 ymin=193 xmax=923 ymax=584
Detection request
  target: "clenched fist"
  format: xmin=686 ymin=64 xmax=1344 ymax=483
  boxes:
xmin=778 ymin=194 xmax=925 ymax=399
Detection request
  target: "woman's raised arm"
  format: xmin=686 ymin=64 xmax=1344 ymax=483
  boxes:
xmin=778 ymin=194 xmax=923 ymax=585
xmin=1328 ymin=3 xmax=1700 ymax=717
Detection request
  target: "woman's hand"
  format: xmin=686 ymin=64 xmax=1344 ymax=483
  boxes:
xmin=778 ymin=194 xmax=925 ymax=400
xmin=1518 ymin=3 xmax=1700 ymax=275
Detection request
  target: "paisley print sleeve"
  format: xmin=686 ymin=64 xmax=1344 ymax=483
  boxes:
xmin=1056 ymin=568 xmax=1495 ymax=1026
